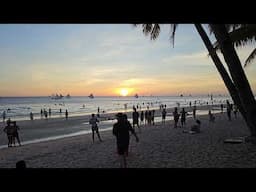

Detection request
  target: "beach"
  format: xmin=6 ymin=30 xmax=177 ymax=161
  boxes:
xmin=1 ymin=106 xmax=256 ymax=168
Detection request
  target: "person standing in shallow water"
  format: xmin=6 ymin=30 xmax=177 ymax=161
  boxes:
xmin=30 ymin=112 xmax=34 ymax=120
xmin=89 ymin=114 xmax=102 ymax=143
xmin=113 ymin=113 xmax=139 ymax=168
xmin=65 ymin=109 xmax=68 ymax=120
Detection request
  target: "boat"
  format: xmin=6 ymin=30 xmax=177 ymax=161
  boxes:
xmin=88 ymin=93 xmax=94 ymax=99
xmin=51 ymin=94 xmax=64 ymax=100
xmin=134 ymin=93 xmax=139 ymax=98
xmin=66 ymin=94 xmax=71 ymax=98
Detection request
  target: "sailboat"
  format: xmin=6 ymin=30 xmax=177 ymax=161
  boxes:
xmin=88 ymin=93 xmax=94 ymax=99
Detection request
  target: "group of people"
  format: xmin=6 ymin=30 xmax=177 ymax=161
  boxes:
xmin=40 ymin=108 xmax=69 ymax=120
xmin=3 ymin=119 xmax=22 ymax=147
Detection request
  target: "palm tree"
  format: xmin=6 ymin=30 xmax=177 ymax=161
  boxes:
xmin=135 ymin=24 xmax=256 ymax=139
xmin=212 ymin=24 xmax=256 ymax=67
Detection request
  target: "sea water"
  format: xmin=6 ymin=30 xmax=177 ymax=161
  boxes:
xmin=0 ymin=95 xmax=231 ymax=122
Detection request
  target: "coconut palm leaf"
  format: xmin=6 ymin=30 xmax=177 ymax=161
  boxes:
xmin=244 ymin=48 xmax=256 ymax=67
xmin=211 ymin=25 xmax=256 ymax=66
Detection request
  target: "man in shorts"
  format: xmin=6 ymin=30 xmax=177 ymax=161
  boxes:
xmin=113 ymin=113 xmax=139 ymax=168
xmin=89 ymin=114 xmax=102 ymax=143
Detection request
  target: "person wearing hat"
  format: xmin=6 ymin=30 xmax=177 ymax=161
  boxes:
xmin=113 ymin=113 xmax=139 ymax=168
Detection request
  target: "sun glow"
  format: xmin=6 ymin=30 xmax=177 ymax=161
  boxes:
xmin=120 ymin=88 xmax=129 ymax=96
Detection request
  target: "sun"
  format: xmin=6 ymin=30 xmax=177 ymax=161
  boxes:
xmin=120 ymin=88 xmax=129 ymax=96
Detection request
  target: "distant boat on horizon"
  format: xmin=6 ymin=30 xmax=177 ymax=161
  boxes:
xmin=88 ymin=93 xmax=94 ymax=99
xmin=134 ymin=93 xmax=139 ymax=98
xmin=51 ymin=94 xmax=63 ymax=100
xmin=66 ymin=94 xmax=71 ymax=98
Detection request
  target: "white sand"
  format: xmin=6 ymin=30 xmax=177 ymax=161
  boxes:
xmin=1 ymin=106 xmax=255 ymax=168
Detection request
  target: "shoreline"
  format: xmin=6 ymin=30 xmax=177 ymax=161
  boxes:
xmin=0 ymin=104 xmax=223 ymax=148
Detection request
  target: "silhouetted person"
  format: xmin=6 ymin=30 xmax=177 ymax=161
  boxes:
xmin=220 ymin=104 xmax=224 ymax=113
xmin=132 ymin=109 xmax=140 ymax=132
xmin=191 ymin=120 xmax=201 ymax=133
xmin=140 ymin=111 xmax=144 ymax=125
xmin=148 ymin=110 xmax=152 ymax=125
xmin=113 ymin=113 xmax=139 ymax=168
xmin=44 ymin=110 xmax=48 ymax=119
xmin=40 ymin=109 xmax=43 ymax=117
xmin=49 ymin=108 xmax=51 ymax=117
xmin=65 ymin=109 xmax=68 ymax=120
xmin=89 ymin=114 xmax=102 ymax=143
xmin=180 ymin=108 xmax=187 ymax=127
xmin=189 ymin=102 xmax=192 ymax=107
xmin=16 ymin=160 xmax=26 ymax=169
xmin=2 ymin=110 xmax=6 ymax=122
xmin=173 ymin=107 xmax=180 ymax=128
xmin=60 ymin=108 xmax=62 ymax=114
xmin=12 ymin=121 xmax=21 ymax=146
xmin=30 ymin=112 xmax=34 ymax=120
xmin=151 ymin=110 xmax=155 ymax=125
xmin=97 ymin=107 xmax=100 ymax=113
xmin=145 ymin=110 xmax=148 ymax=125
xmin=226 ymin=100 xmax=232 ymax=121
xmin=162 ymin=108 xmax=167 ymax=124
xmin=193 ymin=106 xmax=197 ymax=119
xmin=3 ymin=120 xmax=13 ymax=147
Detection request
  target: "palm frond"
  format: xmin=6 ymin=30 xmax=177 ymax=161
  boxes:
xmin=150 ymin=24 xmax=160 ymax=40
xmin=142 ymin=24 xmax=153 ymax=36
xmin=170 ymin=24 xmax=178 ymax=47
xmin=244 ymin=48 xmax=256 ymax=67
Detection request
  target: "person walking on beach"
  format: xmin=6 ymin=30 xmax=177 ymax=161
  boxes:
xmin=132 ymin=109 xmax=140 ymax=132
xmin=180 ymin=108 xmax=187 ymax=127
xmin=162 ymin=108 xmax=167 ymax=124
xmin=140 ymin=111 xmax=144 ymax=125
xmin=89 ymin=114 xmax=102 ymax=143
xmin=30 ymin=112 xmax=34 ymax=120
xmin=3 ymin=120 xmax=14 ymax=147
xmin=65 ymin=109 xmax=68 ymax=120
xmin=49 ymin=108 xmax=51 ymax=117
xmin=173 ymin=107 xmax=180 ymax=128
xmin=113 ymin=113 xmax=139 ymax=168
xmin=12 ymin=121 xmax=21 ymax=146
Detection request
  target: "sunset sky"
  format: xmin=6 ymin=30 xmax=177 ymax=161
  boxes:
xmin=0 ymin=24 xmax=255 ymax=97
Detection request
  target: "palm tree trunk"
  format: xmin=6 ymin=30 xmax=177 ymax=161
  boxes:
xmin=210 ymin=24 xmax=256 ymax=137
xmin=194 ymin=24 xmax=247 ymax=123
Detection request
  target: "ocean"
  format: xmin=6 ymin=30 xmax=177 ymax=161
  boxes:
xmin=0 ymin=95 xmax=231 ymax=122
